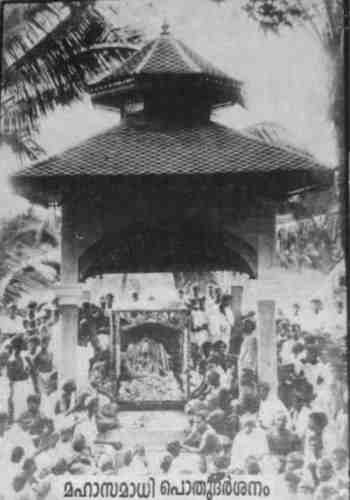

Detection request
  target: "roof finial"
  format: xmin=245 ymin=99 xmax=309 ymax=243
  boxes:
xmin=161 ymin=19 xmax=170 ymax=35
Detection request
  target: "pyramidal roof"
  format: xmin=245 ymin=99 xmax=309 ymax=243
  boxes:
xmin=89 ymin=22 xmax=244 ymax=107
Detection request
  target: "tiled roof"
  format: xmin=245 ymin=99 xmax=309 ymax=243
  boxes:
xmin=89 ymin=29 xmax=237 ymax=95
xmin=13 ymin=121 xmax=331 ymax=182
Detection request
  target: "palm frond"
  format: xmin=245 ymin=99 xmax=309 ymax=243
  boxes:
xmin=1 ymin=1 xmax=142 ymax=159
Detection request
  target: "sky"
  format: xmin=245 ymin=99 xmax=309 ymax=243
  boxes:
xmin=0 ymin=0 xmax=338 ymax=218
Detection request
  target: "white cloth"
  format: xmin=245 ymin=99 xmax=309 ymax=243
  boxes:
xmin=238 ymin=333 xmax=257 ymax=376
xmin=0 ymin=315 xmax=23 ymax=335
xmin=280 ymin=339 xmax=296 ymax=365
xmin=230 ymin=428 xmax=269 ymax=469
xmin=258 ymin=394 xmax=289 ymax=429
xmin=289 ymin=406 xmax=310 ymax=439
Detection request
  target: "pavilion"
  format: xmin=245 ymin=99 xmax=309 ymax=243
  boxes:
xmin=11 ymin=23 xmax=333 ymax=391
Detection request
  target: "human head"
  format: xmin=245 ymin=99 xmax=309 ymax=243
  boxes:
xmin=335 ymin=300 xmax=344 ymax=314
xmin=166 ymin=441 xmax=181 ymax=458
xmin=207 ymin=370 xmax=220 ymax=388
xmin=60 ymin=425 xmax=74 ymax=443
xmin=292 ymin=303 xmax=300 ymax=314
xmin=274 ymin=412 xmax=287 ymax=431
xmin=160 ymin=454 xmax=173 ymax=473
xmin=22 ymin=457 xmax=37 ymax=476
xmin=241 ymin=415 xmax=256 ymax=435
xmin=245 ymin=456 xmax=261 ymax=474
xmin=62 ymin=379 xmax=77 ymax=394
xmin=106 ymin=293 xmax=114 ymax=308
xmin=27 ymin=336 xmax=40 ymax=354
xmin=311 ymin=298 xmax=323 ymax=314
xmin=193 ymin=413 xmax=208 ymax=434
xmin=332 ymin=448 xmax=347 ymax=471
xmin=285 ymin=452 xmax=304 ymax=473
xmin=308 ymin=412 xmax=328 ymax=434
xmin=243 ymin=318 xmax=256 ymax=336
xmin=72 ymin=433 xmax=86 ymax=453
xmin=285 ymin=471 xmax=301 ymax=493
xmin=258 ymin=381 xmax=270 ymax=401
xmin=240 ymin=378 xmax=256 ymax=397
xmin=12 ymin=474 xmax=27 ymax=493
xmin=27 ymin=394 xmax=41 ymax=413
xmin=297 ymin=479 xmax=314 ymax=498
xmin=202 ymin=342 xmax=213 ymax=359
xmin=11 ymin=446 xmax=25 ymax=464
xmin=316 ymin=458 xmax=334 ymax=482
xmin=131 ymin=292 xmax=139 ymax=302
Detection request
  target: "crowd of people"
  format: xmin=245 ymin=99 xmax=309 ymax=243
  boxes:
xmin=0 ymin=285 xmax=346 ymax=499
xmin=276 ymin=216 xmax=342 ymax=273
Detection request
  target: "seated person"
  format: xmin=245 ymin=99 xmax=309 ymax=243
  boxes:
xmin=181 ymin=412 xmax=223 ymax=474
xmin=230 ymin=415 xmax=269 ymax=470
xmin=54 ymin=379 xmax=77 ymax=415
xmin=68 ymin=433 xmax=96 ymax=474
xmin=17 ymin=394 xmax=54 ymax=437
xmin=96 ymin=402 xmax=120 ymax=434
xmin=267 ymin=411 xmax=301 ymax=456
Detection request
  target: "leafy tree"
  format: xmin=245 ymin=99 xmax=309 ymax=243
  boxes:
xmin=1 ymin=1 xmax=141 ymax=160
xmin=241 ymin=0 xmax=345 ymax=246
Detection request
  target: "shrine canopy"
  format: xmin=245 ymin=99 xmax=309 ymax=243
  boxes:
xmin=11 ymin=23 xmax=333 ymax=207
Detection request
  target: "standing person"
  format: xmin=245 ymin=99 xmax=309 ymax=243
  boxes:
xmin=7 ymin=336 xmax=34 ymax=421
xmin=216 ymin=295 xmax=234 ymax=347
xmin=289 ymin=390 xmax=311 ymax=440
xmin=1 ymin=304 xmax=24 ymax=336
xmin=258 ymin=382 xmax=289 ymax=429
xmin=190 ymin=300 xmax=209 ymax=348
xmin=33 ymin=335 xmax=56 ymax=415
xmin=238 ymin=319 xmax=257 ymax=383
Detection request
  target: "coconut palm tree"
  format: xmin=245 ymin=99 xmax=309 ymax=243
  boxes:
xmin=1 ymin=0 xmax=141 ymax=160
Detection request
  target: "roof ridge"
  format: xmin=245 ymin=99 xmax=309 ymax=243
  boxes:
xmin=135 ymin=37 xmax=160 ymax=73
xmin=171 ymin=37 xmax=201 ymax=73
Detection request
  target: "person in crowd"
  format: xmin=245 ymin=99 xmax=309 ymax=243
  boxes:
xmin=267 ymin=411 xmax=300 ymax=456
xmin=7 ymin=335 xmax=34 ymax=421
xmin=230 ymin=414 xmax=269 ymax=470
xmin=17 ymin=394 xmax=53 ymax=438
xmin=181 ymin=412 xmax=223 ymax=474
xmin=1 ymin=304 xmax=24 ymax=336
xmin=54 ymin=379 xmax=77 ymax=415
xmin=331 ymin=448 xmax=348 ymax=488
xmin=33 ymin=335 xmax=56 ymax=409
xmin=190 ymin=299 xmax=209 ymax=348
xmin=258 ymin=381 xmax=289 ymax=429
xmin=237 ymin=319 xmax=257 ymax=382
xmin=289 ymin=390 xmax=311 ymax=440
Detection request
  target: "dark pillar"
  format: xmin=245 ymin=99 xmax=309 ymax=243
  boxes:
xmin=230 ymin=285 xmax=244 ymax=355
xmin=257 ymin=299 xmax=277 ymax=392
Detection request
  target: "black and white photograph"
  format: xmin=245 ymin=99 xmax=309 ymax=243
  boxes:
xmin=0 ymin=0 xmax=348 ymax=498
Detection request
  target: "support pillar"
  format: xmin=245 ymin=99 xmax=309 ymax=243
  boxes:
xmin=57 ymin=286 xmax=81 ymax=383
xmin=257 ymin=300 xmax=277 ymax=392
xmin=57 ymin=202 xmax=80 ymax=384
xmin=256 ymin=212 xmax=278 ymax=392
xmin=230 ymin=285 xmax=243 ymax=355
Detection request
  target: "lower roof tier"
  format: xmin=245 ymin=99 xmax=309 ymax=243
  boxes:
xmin=11 ymin=121 xmax=333 ymax=206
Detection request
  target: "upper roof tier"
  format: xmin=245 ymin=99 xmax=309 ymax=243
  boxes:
xmin=88 ymin=22 xmax=244 ymax=113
